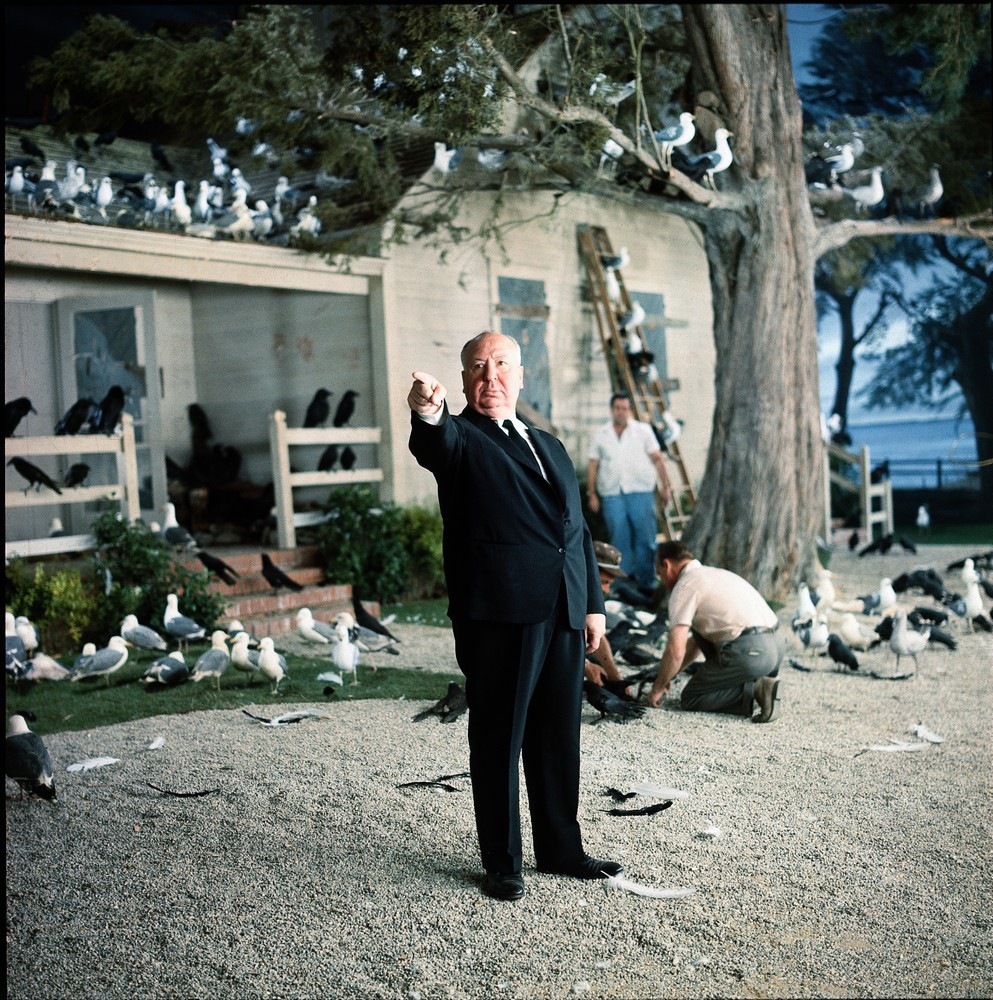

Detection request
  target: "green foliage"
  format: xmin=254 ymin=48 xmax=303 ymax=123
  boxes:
xmin=316 ymin=486 xmax=405 ymax=602
xmin=399 ymin=505 xmax=446 ymax=599
xmin=88 ymin=511 xmax=227 ymax=644
xmin=5 ymin=558 xmax=101 ymax=652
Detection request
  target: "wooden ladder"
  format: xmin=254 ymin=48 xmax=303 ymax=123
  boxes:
xmin=577 ymin=224 xmax=696 ymax=540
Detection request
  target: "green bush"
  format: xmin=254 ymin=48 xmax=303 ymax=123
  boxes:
xmin=5 ymin=558 xmax=101 ymax=653
xmin=317 ymin=486 xmax=445 ymax=603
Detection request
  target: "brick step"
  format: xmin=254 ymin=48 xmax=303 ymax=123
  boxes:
xmin=175 ymin=545 xmax=323 ymax=577
xmin=225 ymin=601 xmax=355 ymax=640
xmin=205 ymin=566 xmax=326 ymax=597
xmin=223 ymin=583 xmax=352 ymax=623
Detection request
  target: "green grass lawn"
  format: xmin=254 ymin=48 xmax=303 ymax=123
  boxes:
xmin=6 ymin=601 xmax=459 ymax=737
xmin=899 ymin=524 xmax=992 ymax=547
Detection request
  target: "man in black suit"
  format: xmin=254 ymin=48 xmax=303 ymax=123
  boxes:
xmin=408 ymin=331 xmax=622 ymax=901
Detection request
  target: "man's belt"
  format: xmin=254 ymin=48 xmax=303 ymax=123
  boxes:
xmin=737 ymin=625 xmax=778 ymax=637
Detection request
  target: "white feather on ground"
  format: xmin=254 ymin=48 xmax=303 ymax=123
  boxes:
xmin=604 ymin=873 xmax=696 ymax=898
xmin=66 ymin=757 xmax=120 ymax=772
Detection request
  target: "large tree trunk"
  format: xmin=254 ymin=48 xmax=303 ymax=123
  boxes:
xmin=680 ymin=5 xmax=823 ymax=600
xmin=951 ymin=283 xmax=993 ymax=498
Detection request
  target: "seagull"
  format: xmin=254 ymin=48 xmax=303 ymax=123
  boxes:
xmin=120 ymin=614 xmax=168 ymax=652
xmin=795 ymin=583 xmax=817 ymax=623
xmin=964 ymin=580 xmax=992 ymax=633
xmin=193 ymin=180 xmax=213 ymax=222
xmin=163 ymin=593 xmax=207 ymax=647
xmin=170 ymin=180 xmax=192 ymax=227
xmin=70 ymin=635 xmax=130 ymax=685
xmin=651 ymin=112 xmax=695 ymax=170
xmin=827 ymin=634 xmax=859 ymax=672
xmin=48 ymin=517 xmax=68 ymax=537
xmin=303 ymin=388 xmax=333 ymax=427
xmin=811 ymin=569 xmax=837 ymax=612
xmin=845 ymin=166 xmax=885 ymax=212
xmin=191 ymin=631 xmax=231 ymax=690
xmin=333 ymin=390 xmax=359 ymax=428
xmin=620 ymin=300 xmax=646 ymax=332
xmin=290 ymin=195 xmax=321 ymax=238
xmin=296 ymin=607 xmax=335 ymax=644
xmin=331 ymin=620 xmax=360 ymax=684
xmin=916 ymin=505 xmax=931 ymax=532
xmin=63 ymin=462 xmax=91 ymax=488
xmin=256 ymin=637 xmax=287 ymax=694
xmin=433 ymin=142 xmax=459 ymax=173
xmin=226 ymin=620 xmax=260 ymax=647
xmin=6 ymin=714 xmax=56 ymax=801
xmin=588 ymin=73 xmax=637 ymax=105
xmin=678 ymin=128 xmax=734 ymax=188
xmin=15 ymin=616 xmax=38 ymax=657
xmin=6 ymin=612 xmax=28 ymax=680
xmin=7 ymin=457 xmax=62 ymax=495
xmin=600 ymin=246 xmax=629 ymax=272
xmin=142 ymin=651 xmax=189 ymax=687
xmin=836 ymin=613 xmax=879 ymax=652
xmin=598 ymin=137 xmax=625 ymax=173
xmin=162 ymin=502 xmax=197 ymax=550
xmin=917 ymin=164 xmax=943 ymax=217
xmin=889 ymin=608 xmax=928 ymax=676
xmin=229 ymin=631 xmax=262 ymax=684
xmin=24 ymin=653 xmax=71 ymax=682
xmin=411 ymin=681 xmax=468 ymax=723
xmin=795 ymin=615 xmax=830 ymax=657
xmin=260 ymin=553 xmax=304 ymax=592
xmin=30 ymin=160 xmax=60 ymax=210
xmin=73 ymin=642 xmax=97 ymax=674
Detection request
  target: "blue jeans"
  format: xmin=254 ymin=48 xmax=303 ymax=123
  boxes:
xmin=601 ymin=491 xmax=657 ymax=590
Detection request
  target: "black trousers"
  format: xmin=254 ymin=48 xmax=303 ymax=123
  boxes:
xmin=452 ymin=591 xmax=586 ymax=874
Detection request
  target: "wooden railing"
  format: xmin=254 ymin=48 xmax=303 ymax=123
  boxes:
xmin=823 ymin=441 xmax=894 ymax=543
xmin=5 ymin=413 xmax=141 ymax=559
xmin=268 ymin=409 xmax=382 ymax=549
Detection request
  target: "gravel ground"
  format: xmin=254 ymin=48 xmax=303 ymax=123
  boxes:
xmin=6 ymin=544 xmax=993 ymax=999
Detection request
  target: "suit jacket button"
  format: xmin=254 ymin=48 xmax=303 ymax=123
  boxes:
xmin=558 ymin=547 xmax=565 ymax=553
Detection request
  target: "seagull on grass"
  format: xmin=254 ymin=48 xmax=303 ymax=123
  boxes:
xmin=120 ymin=614 xmax=168 ymax=652
xmin=164 ymin=593 xmax=207 ymax=648
xmin=296 ymin=607 xmax=336 ymax=645
xmin=70 ymin=636 xmax=130 ymax=686
xmin=191 ymin=631 xmax=230 ymax=690
xmin=142 ymin=651 xmax=189 ymax=687
xmin=331 ymin=621 xmax=360 ymax=685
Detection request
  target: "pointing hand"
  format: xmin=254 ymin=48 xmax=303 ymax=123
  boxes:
xmin=408 ymin=371 xmax=446 ymax=415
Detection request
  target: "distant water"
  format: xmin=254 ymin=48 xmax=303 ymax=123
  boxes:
xmin=845 ymin=415 xmax=978 ymax=488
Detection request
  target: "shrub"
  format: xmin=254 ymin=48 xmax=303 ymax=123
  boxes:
xmin=317 ymin=487 xmax=445 ymax=603
xmin=6 ymin=558 xmax=101 ymax=653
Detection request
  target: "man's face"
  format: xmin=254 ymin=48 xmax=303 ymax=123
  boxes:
xmin=599 ymin=569 xmax=616 ymax=594
xmin=657 ymin=558 xmax=680 ymax=590
xmin=611 ymin=397 xmax=632 ymax=426
xmin=461 ymin=333 xmax=524 ymax=420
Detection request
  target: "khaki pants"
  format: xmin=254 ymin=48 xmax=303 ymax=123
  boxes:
xmin=680 ymin=631 xmax=784 ymax=714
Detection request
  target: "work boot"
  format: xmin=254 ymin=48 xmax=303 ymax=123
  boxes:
xmin=752 ymin=676 xmax=780 ymax=723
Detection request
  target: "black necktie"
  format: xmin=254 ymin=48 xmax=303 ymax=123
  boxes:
xmin=502 ymin=419 xmax=541 ymax=474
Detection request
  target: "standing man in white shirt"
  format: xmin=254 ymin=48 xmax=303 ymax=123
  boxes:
xmin=587 ymin=393 xmax=671 ymax=594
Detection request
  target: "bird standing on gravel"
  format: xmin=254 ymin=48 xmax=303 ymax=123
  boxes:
xmin=412 ymin=681 xmax=468 ymax=723
xmin=6 ymin=714 xmax=56 ymax=800
xmin=889 ymin=609 xmax=929 ymax=676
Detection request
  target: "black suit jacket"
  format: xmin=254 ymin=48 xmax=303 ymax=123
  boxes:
xmin=409 ymin=403 xmax=604 ymax=628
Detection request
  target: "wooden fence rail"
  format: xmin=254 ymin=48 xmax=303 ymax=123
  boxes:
xmin=5 ymin=413 xmax=141 ymax=559
xmin=823 ymin=441 xmax=894 ymax=544
xmin=268 ymin=409 xmax=382 ymax=550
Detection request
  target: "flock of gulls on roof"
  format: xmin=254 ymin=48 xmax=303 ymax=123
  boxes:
xmin=5 ymin=125 xmax=338 ymax=246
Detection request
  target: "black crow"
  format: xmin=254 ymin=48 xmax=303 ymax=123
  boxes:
xmin=340 ymin=445 xmax=356 ymax=470
xmin=827 ymin=634 xmax=859 ymax=671
xmin=318 ymin=444 xmax=339 ymax=471
xmin=63 ymin=463 xmax=90 ymax=488
xmin=351 ymin=593 xmax=401 ymax=643
xmin=196 ymin=549 xmax=240 ymax=586
xmin=260 ymin=553 xmax=303 ymax=592
xmin=898 ymin=534 xmax=918 ymax=554
xmin=55 ymin=397 xmax=96 ymax=435
xmin=303 ymin=388 xmax=333 ymax=428
xmin=848 ymin=531 xmax=859 ymax=552
xmin=859 ymin=533 xmax=894 ymax=557
xmin=411 ymin=681 xmax=468 ymax=723
xmin=7 ymin=457 xmax=62 ymax=494
xmin=93 ymin=385 xmax=126 ymax=434
xmin=583 ymin=680 xmax=646 ymax=722
xmin=332 ymin=389 xmax=359 ymax=427
xmin=6 ymin=397 xmax=36 ymax=437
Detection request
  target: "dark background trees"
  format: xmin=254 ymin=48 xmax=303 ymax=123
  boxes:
xmin=13 ymin=4 xmax=993 ymax=597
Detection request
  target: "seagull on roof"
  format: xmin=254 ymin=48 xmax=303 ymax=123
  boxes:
xmin=651 ymin=112 xmax=695 ymax=170
xmin=70 ymin=635 xmax=130 ymax=685
xmin=120 ymin=614 xmax=168 ymax=652
xmin=290 ymin=195 xmax=321 ymax=238
xmin=191 ymin=630 xmax=230 ymax=690
xmin=6 ymin=714 xmax=56 ymax=800
xmin=845 ymin=166 xmax=885 ymax=212
xmin=31 ymin=160 xmax=60 ymax=209
xmin=164 ymin=593 xmax=207 ymax=647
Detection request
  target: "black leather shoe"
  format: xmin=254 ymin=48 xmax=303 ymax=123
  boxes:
xmin=483 ymin=872 xmax=525 ymax=900
xmin=538 ymin=856 xmax=623 ymax=880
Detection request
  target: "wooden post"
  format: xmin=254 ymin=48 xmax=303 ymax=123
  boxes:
xmin=269 ymin=409 xmax=295 ymax=550
xmin=117 ymin=414 xmax=141 ymax=524
xmin=859 ymin=446 xmax=872 ymax=541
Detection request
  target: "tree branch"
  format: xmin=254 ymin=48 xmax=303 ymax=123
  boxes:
xmin=813 ymin=212 xmax=993 ymax=259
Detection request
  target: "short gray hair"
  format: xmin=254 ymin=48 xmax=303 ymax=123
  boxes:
xmin=460 ymin=331 xmax=522 ymax=369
